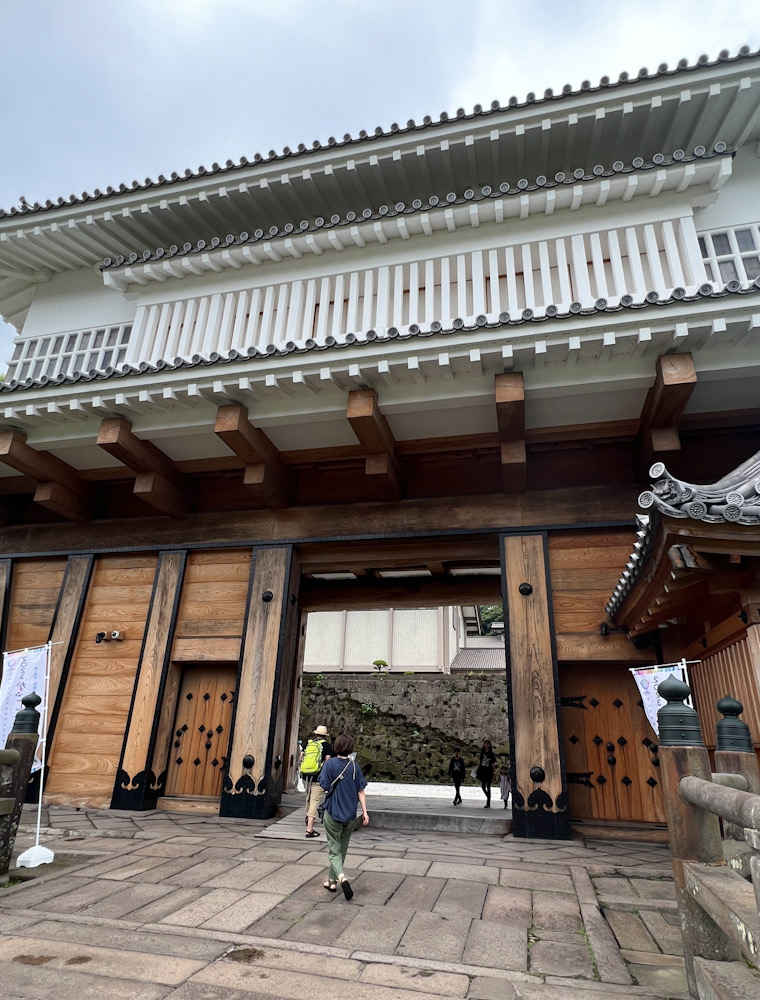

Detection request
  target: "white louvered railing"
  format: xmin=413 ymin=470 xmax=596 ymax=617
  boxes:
xmin=7 ymin=215 xmax=725 ymax=381
xmin=122 ymin=216 xmax=707 ymax=366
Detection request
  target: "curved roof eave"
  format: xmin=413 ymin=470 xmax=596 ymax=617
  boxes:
xmin=1 ymin=45 xmax=758 ymax=224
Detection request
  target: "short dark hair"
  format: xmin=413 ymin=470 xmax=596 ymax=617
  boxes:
xmin=454 ymin=747 xmax=461 ymax=753
xmin=333 ymin=733 xmax=355 ymax=755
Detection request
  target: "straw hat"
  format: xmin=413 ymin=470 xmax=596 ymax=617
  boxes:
xmin=313 ymin=725 xmax=329 ymax=736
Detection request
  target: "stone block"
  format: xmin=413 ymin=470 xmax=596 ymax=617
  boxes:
xmin=283 ymin=900 xmax=356 ymax=944
xmin=604 ymin=910 xmax=657 ymax=953
xmin=529 ymin=938 xmax=594 ymax=978
xmin=396 ymin=911 xmax=467 ymax=963
xmin=201 ymin=892 xmax=286 ymax=932
xmin=467 ymin=975 xmax=520 ymax=1000
xmin=386 ymin=875 xmax=445 ymax=911
xmin=429 ymin=862 xmax=500 ymax=884
xmin=120 ymin=886 xmax=209 ymax=923
xmin=203 ymin=860 xmax=282 ymax=889
xmin=499 ymin=869 xmax=574 ymax=894
xmin=0 ymin=960 xmax=168 ymax=1000
xmin=336 ymin=903 xmax=416 ymax=953
xmin=463 ymin=919 xmax=527 ymax=971
xmin=16 ymin=918 xmax=227 ymax=959
xmin=433 ymin=878 xmax=488 ymax=918
xmin=481 ymin=886 xmax=532 ymax=926
xmin=532 ymin=891 xmax=582 ymax=932
xmin=159 ymin=888 xmax=245 ymax=927
xmin=360 ymin=962 xmax=469 ymax=995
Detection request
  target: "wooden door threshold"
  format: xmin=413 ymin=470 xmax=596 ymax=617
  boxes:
xmin=571 ymin=819 xmax=670 ymax=844
xmin=156 ymin=796 xmax=220 ymax=816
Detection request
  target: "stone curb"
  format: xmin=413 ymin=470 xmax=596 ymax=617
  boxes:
xmin=571 ymin=866 xmax=633 ymax=986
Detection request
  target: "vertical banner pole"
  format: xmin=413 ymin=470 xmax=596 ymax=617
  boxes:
xmin=16 ymin=642 xmax=55 ymax=867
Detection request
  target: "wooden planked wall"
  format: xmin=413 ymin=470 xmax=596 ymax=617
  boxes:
xmin=45 ymin=554 xmax=157 ymax=807
xmin=171 ymin=549 xmax=252 ymax=663
xmin=5 ymin=558 xmax=67 ymax=654
xmin=689 ymin=633 xmax=760 ymax=750
xmin=549 ymin=530 xmax=651 ymax=663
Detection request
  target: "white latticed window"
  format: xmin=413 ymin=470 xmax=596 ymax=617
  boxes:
xmin=699 ymin=226 xmax=760 ymax=283
xmin=8 ymin=324 xmax=132 ymax=383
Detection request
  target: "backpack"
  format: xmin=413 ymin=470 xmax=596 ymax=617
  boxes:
xmin=301 ymin=738 xmax=325 ymax=775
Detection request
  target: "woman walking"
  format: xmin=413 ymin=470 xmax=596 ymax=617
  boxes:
xmin=318 ymin=733 xmax=369 ymax=899
xmin=476 ymin=739 xmax=497 ymax=807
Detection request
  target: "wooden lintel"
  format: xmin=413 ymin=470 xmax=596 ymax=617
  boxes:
xmin=495 ymin=374 xmax=527 ymax=494
xmin=300 ymin=574 xmax=500 ymax=611
xmin=243 ymin=462 xmax=289 ymax=509
xmin=98 ymin=417 xmax=178 ymax=482
xmin=637 ymin=353 xmax=696 ymax=472
xmin=0 ymin=429 xmax=83 ymax=494
xmin=33 ymin=481 xmax=91 ymax=522
xmin=347 ymin=388 xmax=403 ymax=501
xmin=133 ymin=472 xmax=189 ymax=518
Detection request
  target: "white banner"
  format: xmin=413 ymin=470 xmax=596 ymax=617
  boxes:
xmin=0 ymin=645 xmax=49 ymax=771
xmin=630 ymin=662 xmax=686 ymax=737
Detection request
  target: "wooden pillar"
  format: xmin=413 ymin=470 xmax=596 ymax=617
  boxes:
xmin=502 ymin=533 xmax=570 ymax=839
xmin=0 ymin=559 xmax=13 ymax=660
xmin=220 ymin=546 xmax=300 ymax=819
xmin=46 ymin=555 xmax=94 ymax=750
xmin=111 ymin=550 xmax=187 ymax=810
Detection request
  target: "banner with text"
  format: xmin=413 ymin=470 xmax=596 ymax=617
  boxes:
xmin=630 ymin=663 xmax=686 ymax=737
xmin=0 ymin=645 xmax=49 ymax=770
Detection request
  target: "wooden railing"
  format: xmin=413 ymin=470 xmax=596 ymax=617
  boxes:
xmin=657 ymin=678 xmax=760 ymax=998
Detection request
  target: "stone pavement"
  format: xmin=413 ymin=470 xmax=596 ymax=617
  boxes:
xmin=0 ymin=803 xmax=689 ymax=999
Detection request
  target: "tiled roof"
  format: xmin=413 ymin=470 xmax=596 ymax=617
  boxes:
xmin=99 ymin=146 xmax=730 ymax=272
xmin=2 ymin=46 xmax=756 ymax=221
xmin=2 ymin=278 xmax=758 ymax=396
xmin=450 ymin=648 xmax=506 ymax=672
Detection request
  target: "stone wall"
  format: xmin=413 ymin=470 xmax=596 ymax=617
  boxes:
xmin=300 ymin=672 xmax=509 ymax=784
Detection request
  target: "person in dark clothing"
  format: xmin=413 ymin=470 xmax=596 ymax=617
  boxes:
xmin=476 ymin=739 xmax=497 ymax=807
xmin=448 ymin=747 xmax=466 ymax=805
xmin=318 ymin=733 xmax=369 ymax=899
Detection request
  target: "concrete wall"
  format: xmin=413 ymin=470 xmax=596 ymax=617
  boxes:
xmin=300 ymin=672 xmax=509 ymax=784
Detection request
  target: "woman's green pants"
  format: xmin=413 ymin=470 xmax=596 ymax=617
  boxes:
xmin=323 ymin=811 xmax=355 ymax=882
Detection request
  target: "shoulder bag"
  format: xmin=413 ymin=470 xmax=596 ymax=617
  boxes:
xmin=317 ymin=758 xmax=353 ymax=821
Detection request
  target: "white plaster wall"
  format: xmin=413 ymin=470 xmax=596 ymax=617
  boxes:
xmin=694 ymin=146 xmax=760 ymax=232
xmin=21 ymin=268 xmax=135 ymax=339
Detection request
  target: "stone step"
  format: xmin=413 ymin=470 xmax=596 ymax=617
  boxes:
xmin=693 ymin=956 xmax=760 ymax=999
xmin=264 ymin=791 xmax=512 ymax=838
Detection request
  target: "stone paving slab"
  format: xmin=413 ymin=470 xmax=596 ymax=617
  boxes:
xmin=395 ymin=911 xmax=467 ymax=963
xmin=336 ymin=903 xmax=416 ymax=953
xmin=200 ymin=892 xmax=286 ymax=932
xmin=433 ymin=877 xmax=488 ymax=917
xmin=481 ymin=885 xmax=532 ymax=925
xmin=529 ymin=938 xmax=594 ymax=978
xmin=0 ymin=960 xmax=170 ymax=1000
xmin=0 ymin=933 xmax=205 ymax=985
xmin=360 ymin=962 xmax=469 ymax=995
xmin=463 ymin=919 xmax=527 ymax=971
xmin=20 ymin=918 xmax=228 ymax=959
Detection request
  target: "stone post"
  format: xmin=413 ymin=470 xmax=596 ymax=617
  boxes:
xmin=714 ymin=694 xmax=760 ymax=841
xmin=657 ymin=675 xmax=737 ymax=995
xmin=0 ymin=692 xmax=41 ymax=876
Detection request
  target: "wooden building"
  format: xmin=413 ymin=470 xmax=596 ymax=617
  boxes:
xmin=0 ymin=49 xmax=759 ymax=837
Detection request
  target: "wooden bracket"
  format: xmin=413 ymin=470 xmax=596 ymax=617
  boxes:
xmin=215 ymin=404 xmax=289 ymax=508
xmin=495 ymin=373 xmax=526 ymax=493
xmin=0 ymin=429 xmax=91 ymax=521
xmin=97 ymin=417 xmax=189 ymax=517
xmin=347 ymin=388 xmax=403 ymax=502
xmin=637 ymin=353 xmax=697 ymax=476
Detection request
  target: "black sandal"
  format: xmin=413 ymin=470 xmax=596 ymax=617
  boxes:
xmin=305 ymin=830 xmax=320 ymax=838
xmin=324 ymin=880 xmax=337 ymax=892
xmin=339 ymin=875 xmax=353 ymax=900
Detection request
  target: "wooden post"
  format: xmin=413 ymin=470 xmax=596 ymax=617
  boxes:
xmin=656 ymin=676 xmax=738 ymax=994
xmin=111 ymin=551 xmax=187 ymax=810
xmin=220 ymin=546 xmax=300 ymax=819
xmin=714 ymin=695 xmax=760 ymax=840
xmin=502 ymin=533 xmax=569 ymax=839
xmin=0 ymin=693 xmax=41 ymax=875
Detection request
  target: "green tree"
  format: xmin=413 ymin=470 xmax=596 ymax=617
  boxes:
xmin=479 ymin=604 xmax=503 ymax=635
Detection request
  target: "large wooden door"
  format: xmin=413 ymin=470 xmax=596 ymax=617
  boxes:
xmin=560 ymin=664 xmax=665 ymax=824
xmin=164 ymin=665 xmax=236 ymax=799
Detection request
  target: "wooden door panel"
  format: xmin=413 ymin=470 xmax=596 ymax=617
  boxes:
xmin=165 ymin=665 xmax=236 ymax=798
xmin=560 ymin=664 xmax=665 ymax=824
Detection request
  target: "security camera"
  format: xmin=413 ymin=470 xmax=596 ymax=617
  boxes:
xmin=95 ymin=631 xmax=108 ymax=644
xmin=110 ymin=630 xmax=123 ymax=641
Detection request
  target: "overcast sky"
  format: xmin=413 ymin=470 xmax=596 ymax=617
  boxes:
xmin=2 ymin=0 xmax=760 ymax=367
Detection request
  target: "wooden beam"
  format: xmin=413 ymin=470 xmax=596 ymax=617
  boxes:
xmin=0 ymin=430 xmax=91 ymax=521
xmin=637 ymin=353 xmax=697 ymax=474
xmin=97 ymin=417 xmax=189 ymax=517
xmin=495 ymin=373 xmax=526 ymax=493
xmin=300 ymin=574 xmax=500 ymax=611
xmin=215 ymin=404 xmax=289 ymax=509
xmin=347 ymin=388 xmax=402 ymax=501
